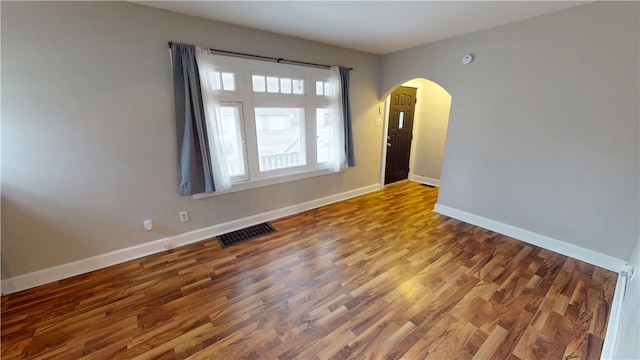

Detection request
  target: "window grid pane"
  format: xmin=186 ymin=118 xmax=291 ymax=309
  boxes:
xmin=213 ymin=72 xmax=222 ymax=90
xmin=281 ymin=78 xmax=292 ymax=94
xmin=324 ymin=81 xmax=333 ymax=96
xmin=252 ymin=75 xmax=266 ymax=92
xmin=316 ymin=108 xmax=332 ymax=163
xmin=293 ymin=79 xmax=304 ymax=94
xmin=253 ymin=75 xmax=304 ymax=95
xmin=218 ymin=106 xmax=246 ymax=177
xmin=255 ymin=107 xmax=306 ymax=171
xmin=221 ymin=72 xmax=236 ymax=91
xmin=266 ymin=77 xmax=279 ymax=93
xmin=316 ymin=81 xmax=324 ymax=95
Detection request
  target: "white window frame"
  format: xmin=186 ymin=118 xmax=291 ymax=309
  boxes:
xmin=194 ymin=55 xmax=341 ymax=198
xmin=217 ymin=102 xmax=249 ymax=182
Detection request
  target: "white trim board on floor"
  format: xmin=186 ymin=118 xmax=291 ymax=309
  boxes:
xmin=600 ymin=270 xmax=629 ymax=360
xmin=1 ymin=184 xmax=381 ymax=295
xmin=409 ymin=175 xmax=440 ymax=187
xmin=433 ymin=203 xmax=626 ymax=273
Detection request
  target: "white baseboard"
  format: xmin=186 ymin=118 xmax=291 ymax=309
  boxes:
xmin=410 ymin=175 xmax=440 ymax=187
xmin=1 ymin=184 xmax=381 ymax=295
xmin=433 ymin=203 xmax=626 ymax=273
xmin=600 ymin=269 xmax=629 ymax=359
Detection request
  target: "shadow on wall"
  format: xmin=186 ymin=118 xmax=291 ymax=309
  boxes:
xmin=380 ymin=77 xmax=452 ymax=186
xmin=0 ymin=188 xmax=114 ymax=280
xmin=0 ymin=184 xmax=174 ymax=280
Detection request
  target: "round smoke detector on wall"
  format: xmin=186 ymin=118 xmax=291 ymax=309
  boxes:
xmin=462 ymin=54 xmax=474 ymax=65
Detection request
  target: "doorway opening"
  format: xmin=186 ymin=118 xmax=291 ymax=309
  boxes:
xmin=380 ymin=78 xmax=452 ymax=187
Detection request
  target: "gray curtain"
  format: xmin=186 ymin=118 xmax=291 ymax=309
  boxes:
xmin=339 ymin=67 xmax=356 ymax=167
xmin=170 ymin=43 xmax=215 ymax=195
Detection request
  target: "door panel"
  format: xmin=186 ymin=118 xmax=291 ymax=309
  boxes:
xmin=385 ymin=86 xmax=417 ymax=185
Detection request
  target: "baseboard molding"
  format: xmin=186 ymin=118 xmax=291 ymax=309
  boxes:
xmin=433 ymin=203 xmax=626 ymax=273
xmin=600 ymin=270 xmax=629 ymax=359
xmin=409 ymin=175 xmax=440 ymax=187
xmin=1 ymin=184 xmax=381 ymax=295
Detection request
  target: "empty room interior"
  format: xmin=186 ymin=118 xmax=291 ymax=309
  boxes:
xmin=1 ymin=1 xmax=639 ymax=359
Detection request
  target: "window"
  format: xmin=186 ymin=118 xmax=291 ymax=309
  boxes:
xmin=252 ymin=75 xmax=304 ymax=94
xmin=316 ymin=108 xmax=332 ymax=164
xmin=255 ymin=107 xmax=306 ymax=171
xmin=196 ymin=54 xmax=345 ymax=194
xmin=315 ymin=80 xmax=333 ymax=96
xmin=218 ymin=103 xmax=248 ymax=181
xmin=213 ymin=71 xmax=236 ymax=91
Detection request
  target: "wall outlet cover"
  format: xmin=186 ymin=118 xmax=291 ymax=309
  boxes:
xmin=143 ymin=219 xmax=154 ymax=231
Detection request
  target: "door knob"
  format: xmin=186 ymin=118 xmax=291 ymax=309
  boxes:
xmin=387 ymin=143 xmax=392 ymax=147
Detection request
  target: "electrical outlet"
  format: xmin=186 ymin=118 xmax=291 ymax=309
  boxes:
xmin=143 ymin=219 xmax=154 ymax=231
xmin=179 ymin=211 xmax=189 ymax=222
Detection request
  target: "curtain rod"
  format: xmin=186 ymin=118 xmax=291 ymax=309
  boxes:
xmin=168 ymin=42 xmax=353 ymax=70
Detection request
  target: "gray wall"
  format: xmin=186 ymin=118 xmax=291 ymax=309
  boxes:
xmin=381 ymin=1 xmax=639 ymax=261
xmin=1 ymin=1 xmax=382 ymax=278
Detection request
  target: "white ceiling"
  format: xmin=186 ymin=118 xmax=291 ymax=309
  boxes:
xmin=137 ymin=1 xmax=589 ymax=55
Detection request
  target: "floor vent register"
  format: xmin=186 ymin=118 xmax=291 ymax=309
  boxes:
xmin=217 ymin=222 xmax=276 ymax=248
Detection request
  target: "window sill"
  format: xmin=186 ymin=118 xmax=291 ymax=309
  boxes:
xmin=192 ymin=167 xmax=343 ymax=199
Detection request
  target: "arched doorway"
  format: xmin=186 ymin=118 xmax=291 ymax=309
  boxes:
xmin=380 ymin=78 xmax=452 ymax=187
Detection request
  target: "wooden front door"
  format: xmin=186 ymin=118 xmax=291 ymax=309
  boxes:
xmin=385 ymin=86 xmax=417 ymax=184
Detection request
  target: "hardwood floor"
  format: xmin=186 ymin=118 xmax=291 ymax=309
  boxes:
xmin=1 ymin=181 xmax=617 ymax=359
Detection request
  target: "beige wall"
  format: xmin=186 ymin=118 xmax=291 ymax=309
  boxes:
xmin=396 ymin=78 xmax=451 ymax=183
xmin=1 ymin=2 xmax=382 ymax=278
xmin=381 ymin=2 xmax=639 ymax=260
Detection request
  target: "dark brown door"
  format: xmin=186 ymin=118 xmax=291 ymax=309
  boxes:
xmin=385 ymin=86 xmax=417 ymax=185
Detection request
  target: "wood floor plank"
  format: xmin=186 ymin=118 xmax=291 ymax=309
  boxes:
xmin=472 ymin=325 xmax=509 ymax=360
xmin=1 ymin=181 xmax=617 ymax=359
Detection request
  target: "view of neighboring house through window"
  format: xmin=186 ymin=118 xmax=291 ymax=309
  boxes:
xmin=254 ymin=107 xmax=306 ymax=171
